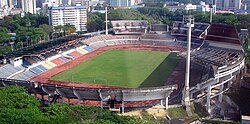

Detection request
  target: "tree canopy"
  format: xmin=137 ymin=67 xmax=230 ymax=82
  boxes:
xmin=0 ymin=86 xmax=162 ymax=124
xmin=0 ymin=14 xmax=49 ymax=54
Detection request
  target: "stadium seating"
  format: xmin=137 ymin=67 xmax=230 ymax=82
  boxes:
xmin=41 ymin=63 xmax=53 ymax=69
xmin=66 ymin=53 xmax=76 ymax=58
xmin=32 ymin=56 xmax=43 ymax=63
xmin=76 ymin=49 xmax=87 ymax=55
xmin=83 ymin=46 xmax=94 ymax=52
xmin=46 ymin=61 xmax=57 ymax=68
xmin=171 ymin=21 xmax=209 ymax=38
xmin=70 ymin=51 xmax=82 ymax=58
xmin=11 ymin=73 xmax=30 ymax=80
xmin=59 ymin=56 xmax=69 ymax=62
xmin=51 ymin=58 xmax=65 ymax=65
xmin=0 ymin=71 xmax=8 ymax=78
xmin=23 ymin=70 xmax=37 ymax=78
xmin=0 ymin=64 xmax=25 ymax=78
xmin=30 ymin=67 xmax=43 ymax=74
xmin=36 ymin=65 xmax=48 ymax=71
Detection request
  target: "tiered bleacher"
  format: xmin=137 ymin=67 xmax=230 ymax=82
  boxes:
xmin=182 ymin=47 xmax=243 ymax=68
xmin=2 ymin=40 xmax=95 ymax=81
xmin=171 ymin=21 xmax=210 ymax=38
xmin=111 ymin=20 xmax=148 ymax=34
xmin=205 ymin=24 xmax=241 ymax=47
xmin=1 ymin=32 xmax=201 ymax=82
xmin=180 ymin=24 xmax=243 ymax=69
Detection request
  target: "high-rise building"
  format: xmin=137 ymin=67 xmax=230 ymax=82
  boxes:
xmin=7 ymin=0 xmax=13 ymax=9
xmin=0 ymin=0 xmax=11 ymax=19
xmin=16 ymin=0 xmax=22 ymax=8
xmin=109 ymin=0 xmax=135 ymax=7
xmin=21 ymin=0 xmax=36 ymax=14
xmin=48 ymin=4 xmax=87 ymax=31
xmin=215 ymin=0 xmax=242 ymax=10
xmin=36 ymin=0 xmax=46 ymax=8
xmin=0 ymin=0 xmax=8 ymax=7
xmin=62 ymin=0 xmax=71 ymax=5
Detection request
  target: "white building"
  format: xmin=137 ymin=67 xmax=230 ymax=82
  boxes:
xmin=216 ymin=0 xmax=242 ymax=10
xmin=0 ymin=0 xmax=12 ymax=18
xmin=165 ymin=2 xmax=215 ymax=13
xmin=46 ymin=0 xmax=62 ymax=5
xmin=109 ymin=0 xmax=135 ymax=7
xmin=197 ymin=1 xmax=216 ymax=13
xmin=0 ymin=0 xmax=8 ymax=7
xmin=48 ymin=4 xmax=87 ymax=32
xmin=22 ymin=0 xmax=36 ymax=14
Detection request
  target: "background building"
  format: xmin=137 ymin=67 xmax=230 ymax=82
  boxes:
xmin=21 ymin=0 xmax=36 ymax=14
xmin=48 ymin=4 xmax=87 ymax=32
xmin=215 ymin=0 xmax=242 ymax=10
xmin=165 ymin=2 xmax=215 ymax=13
xmin=108 ymin=0 xmax=135 ymax=7
xmin=16 ymin=0 xmax=36 ymax=14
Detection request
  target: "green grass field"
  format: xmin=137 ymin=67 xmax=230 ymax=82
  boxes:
xmin=51 ymin=49 xmax=180 ymax=88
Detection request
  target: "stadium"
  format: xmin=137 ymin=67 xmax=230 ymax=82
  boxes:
xmin=0 ymin=19 xmax=245 ymax=114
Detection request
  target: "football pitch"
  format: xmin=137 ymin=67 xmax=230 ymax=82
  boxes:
xmin=51 ymin=49 xmax=180 ymax=88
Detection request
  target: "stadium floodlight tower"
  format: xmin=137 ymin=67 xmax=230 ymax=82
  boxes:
xmin=182 ymin=15 xmax=194 ymax=115
xmin=105 ymin=6 xmax=108 ymax=35
xmin=209 ymin=4 xmax=213 ymax=23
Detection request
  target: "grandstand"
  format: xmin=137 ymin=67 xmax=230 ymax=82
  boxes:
xmin=0 ymin=21 xmax=245 ymax=114
xmin=171 ymin=21 xmax=210 ymax=38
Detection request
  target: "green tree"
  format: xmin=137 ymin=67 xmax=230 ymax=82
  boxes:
xmin=39 ymin=24 xmax=53 ymax=41
xmin=0 ymin=86 xmax=162 ymax=124
xmin=62 ymin=24 xmax=76 ymax=35
xmin=0 ymin=86 xmax=48 ymax=124
xmin=0 ymin=32 xmax=11 ymax=44
xmin=87 ymin=12 xmax=105 ymax=32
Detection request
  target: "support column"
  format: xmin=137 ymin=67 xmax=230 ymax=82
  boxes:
xmin=207 ymin=85 xmax=211 ymax=113
xmin=210 ymin=6 xmax=213 ymax=23
xmin=105 ymin=6 xmax=108 ymax=35
xmin=122 ymin=92 xmax=124 ymax=113
xmin=228 ymin=80 xmax=233 ymax=88
xmin=160 ymin=100 xmax=163 ymax=106
xmin=182 ymin=16 xmax=193 ymax=108
xmin=165 ymin=97 xmax=169 ymax=110
xmin=181 ymin=15 xmax=194 ymax=116
xmin=122 ymin=99 xmax=124 ymax=113
xmin=219 ymin=84 xmax=224 ymax=102
xmin=190 ymin=91 xmax=193 ymax=100
xmin=48 ymin=95 xmax=51 ymax=102
xmin=73 ymin=88 xmax=81 ymax=104
xmin=62 ymin=97 xmax=65 ymax=103
xmin=68 ymin=98 xmax=70 ymax=104
xmin=101 ymin=100 xmax=103 ymax=109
